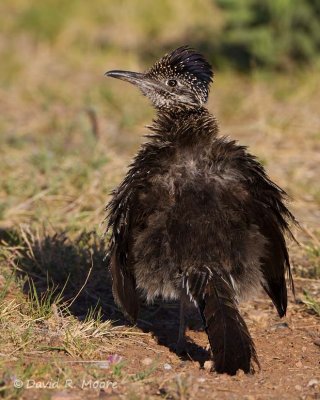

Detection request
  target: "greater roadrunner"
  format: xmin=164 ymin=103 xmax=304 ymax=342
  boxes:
xmin=105 ymin=46 xmax=295 ymax=375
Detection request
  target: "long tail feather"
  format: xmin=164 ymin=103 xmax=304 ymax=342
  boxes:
xmin=186 ymin=267 xmax=259 ymax=375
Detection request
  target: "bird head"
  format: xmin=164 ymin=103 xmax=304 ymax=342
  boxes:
xmin=105 ymin=46 xmax=213 ymax=111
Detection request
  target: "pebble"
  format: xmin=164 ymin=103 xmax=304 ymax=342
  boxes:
xmin=141 ymin=357 xmax=153 ymax=366
xmin=163 ymin=363 xmax=172 ymax=370
xmin=294 ymin=385 xmax=302 ymax=391
xmin=308 ymin=379 xmax=319 ymax=388
xmin=197 ymin=377 xmax=206 ymax=383
xmin=236 ymin=369 xmax=245 ymax=378
xmin=203 ymin=360 xmax=213 ymax=371
xmin=295 ymin=361 xmax=303 ymax=368
xmin=270 ymin=322 xmax=289 ymax=331
xmin=95 ymin=361 xmax=110 ymax=369
xmin=314 ymin=338 xmax=320 ymax=347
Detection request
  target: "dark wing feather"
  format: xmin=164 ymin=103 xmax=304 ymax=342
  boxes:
xmin=255 ymin=212 xmax=290 ymax=316
xmin=109 ymin=244 xmax=138 ymax=323
xmin=240 ymin=151 xmax=296 ymax=316
xmin=106 ymin=183 xmax=139 ymax=322
xmin=106 ymin=140 xmax=173 ymax=322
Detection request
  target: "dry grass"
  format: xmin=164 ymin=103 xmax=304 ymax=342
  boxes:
xmin=0 ymin=0 xmax=319 ymax=398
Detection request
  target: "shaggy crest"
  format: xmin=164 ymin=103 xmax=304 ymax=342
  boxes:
xmin=147 ymin=46 xmax=213 ymax=85
xmin=146 ymin=46 xmax=213 ymax=104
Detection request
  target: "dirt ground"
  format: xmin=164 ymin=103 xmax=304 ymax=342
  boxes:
xmin=6 ymin=280 xmax=319 ymax=400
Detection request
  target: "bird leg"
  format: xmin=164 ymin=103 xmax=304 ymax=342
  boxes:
xmin=175 ymin=292 xmax=188 ymax=354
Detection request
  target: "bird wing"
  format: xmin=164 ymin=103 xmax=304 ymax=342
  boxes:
xmin=238 ymin=147 xmax=296 ymax=316
xmin=106 ymin=181 xmax=139 ymax=322
xmin=106 ymin=139 xmax=173 ymax=322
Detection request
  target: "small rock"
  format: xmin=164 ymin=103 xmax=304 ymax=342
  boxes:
xmin=96 ymin=361 xmax=110 ymax=369
xmin=295 ymin=385 xmax=302 ymax=391
xmin=236 ymin=369 xmax=246 ymax=378
xmin=198 ymin=377 xmax=206 ymax=383
xmin=314 ymin=338 xmax=320 ymax=347
xmin=308 ymin=379 xmax=319 ymax=388
xmin=163 ymin=363 xmax=172 ymax=370
xmin=203 ymin=360 xmax=213 ymax=371
xmin=141 ymin=357 xmax=153 ymax=366
xmin=295 ymin=361 xmax=303 ymax=368
xmin=270 ymin=322 xmax=289 ymax=331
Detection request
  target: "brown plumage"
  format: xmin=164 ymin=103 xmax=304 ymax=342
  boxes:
xmin=104 ymin=46 xmax=296 ymax=375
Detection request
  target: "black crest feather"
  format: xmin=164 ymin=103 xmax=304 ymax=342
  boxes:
xmin=148 ymin=46 xmax=213 ymax=86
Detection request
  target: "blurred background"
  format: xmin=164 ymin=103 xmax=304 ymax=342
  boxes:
xmin=0 ymin=0 xmax=319 ymax=274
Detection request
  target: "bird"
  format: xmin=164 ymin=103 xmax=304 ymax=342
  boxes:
xmin=104 ymin=46 xmax=296 ymax=375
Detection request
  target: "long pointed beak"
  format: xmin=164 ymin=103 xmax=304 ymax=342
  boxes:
xmin=104 ymin=70 xmax=145 ymax=85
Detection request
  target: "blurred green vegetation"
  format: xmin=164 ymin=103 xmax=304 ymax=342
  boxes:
xmin=216 ymin=0 xmax=320 ymax=70
xmin=1 ymin=0 xmax=320 ymax=73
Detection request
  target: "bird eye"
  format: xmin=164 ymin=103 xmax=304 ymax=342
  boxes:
xmin=167 ymin=79 xmax=177 ymax=87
